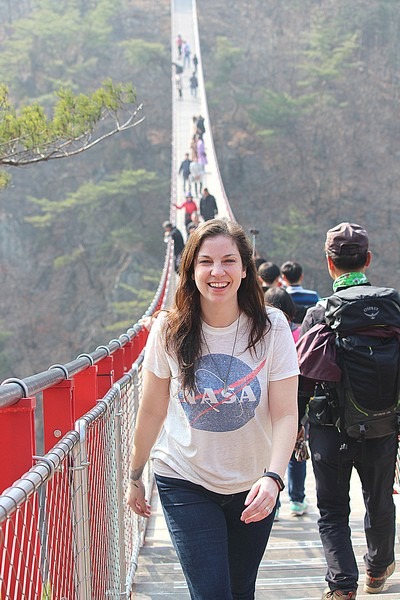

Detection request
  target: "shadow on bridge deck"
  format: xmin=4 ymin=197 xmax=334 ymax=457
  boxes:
xmin=133 ymin=465 xmax=400 ymax=599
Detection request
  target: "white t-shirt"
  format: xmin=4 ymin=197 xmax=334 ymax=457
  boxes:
xmin=143 ymin=307 xmax=299 ymax=494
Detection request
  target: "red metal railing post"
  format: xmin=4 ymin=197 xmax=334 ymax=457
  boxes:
xmin=130 ymin=328 xmax=149 ymax=365
xmin=74 ymin=365 xmax=99 ymax=416
xmin=42 ymin=380 xmax=74 ymax=453
xmin=112 ymin=348 xmax=125 ymax=382
xmin=123 ymin=341 xmax=134 ymax=372
xmin=0 ymin=398 xmax=36 ymax=492
xmin=97 ymin=356 xmax=115 ymax=398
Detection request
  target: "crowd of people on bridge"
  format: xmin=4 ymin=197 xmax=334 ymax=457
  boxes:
xmin=169 ymin=108 xmax=219 ymax=262
xmin=128 ymin=215 xmax=399 ymax=600
xmin=173 ymin=33 xmax=199 ymax=101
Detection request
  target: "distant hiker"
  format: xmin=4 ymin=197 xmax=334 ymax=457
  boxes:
xmin=200 ymin=188 xmax=218 ymax=221
xmin=176 ymin=34 xmax=183 ymax=57
xmin=162 ymin=221 xmax=184 ymax=272
xmin=193 ymin=54 xmax=198 ymax=73
xmin=183 ymin=42 xmax=191 ymax=70
xmin=174 ymin=192 xmax=198 ymax=226
xmin=178 ymin=153 xmax=192 ymax=193
xmin=189 ymin=160 xmax=203 ymax=197
xmin=173 ymin=62 xmax=183 ymax=75
xmin=190 ymin=72 xmax=198 ymax=97
xmin=196 ymin=115 xmax=205 ymax=136
xmin=175 ymin=73 xmax=183 ymax=99
xmin=190 ymin=134 xmax=198 ymax=161
xmin=192 ymin=115 xmax=199 ymax=135
xmin=196 ymin=136 xmax=207 ymax=172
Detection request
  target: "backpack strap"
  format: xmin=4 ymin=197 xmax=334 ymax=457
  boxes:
xmin=331 ymin=336 xmax=350 ymax=482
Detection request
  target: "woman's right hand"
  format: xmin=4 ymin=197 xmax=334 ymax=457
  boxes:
xmin=126 ymin=479 xmax=151 ymax=518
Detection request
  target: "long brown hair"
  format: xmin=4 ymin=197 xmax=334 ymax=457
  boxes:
xmin=165 ymin=219 xmax=270 ymax=391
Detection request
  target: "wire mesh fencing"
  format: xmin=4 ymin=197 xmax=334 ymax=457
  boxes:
xmin=0 ymin=359 xmax=148 ymax=599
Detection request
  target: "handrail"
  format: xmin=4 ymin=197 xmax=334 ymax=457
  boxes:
xmin=0 ymin=239 xmax=174 ymax=410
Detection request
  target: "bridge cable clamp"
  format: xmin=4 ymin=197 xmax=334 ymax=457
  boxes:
xmin=76 ymin=353 xmax=95 ymax=366
xmin=49 ymin=363 xmax=70 ymax=380
xmin=32 ymin=455 xmax=57 ymax=477
xmin=1 ymin=377 xmax=29 ymax=398
xmin=96 ymin=345 xmax=111 ymax=357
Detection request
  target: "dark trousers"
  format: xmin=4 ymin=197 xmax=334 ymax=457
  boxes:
xmin=309 ymin=425 xmax=397 ymax=592
xmin=156 ymin=474 xmax=276 ymax=600
xmin=287 ymin=452 xmax=306 ymax=502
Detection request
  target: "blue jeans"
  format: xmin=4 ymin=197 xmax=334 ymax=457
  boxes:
xmin=276 ymin=451 xmax=306 ymax=510
xmin=155 ymin=474 xmax=276 ymax=600
xmin=287 ymin=453 xmax=306 ymax=503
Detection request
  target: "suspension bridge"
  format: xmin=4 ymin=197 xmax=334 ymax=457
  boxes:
xmin=1 ymin=0 xmax=400 ymax=598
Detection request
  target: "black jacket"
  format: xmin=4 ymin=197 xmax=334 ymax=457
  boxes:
xmin=200 ymin=194 xmax=217 ymax=221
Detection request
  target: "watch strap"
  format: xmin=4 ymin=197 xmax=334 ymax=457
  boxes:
xmin=262 ymin=470 xmax=285 ymax=491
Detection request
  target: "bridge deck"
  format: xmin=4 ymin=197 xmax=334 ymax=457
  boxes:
xmin=133 ymin=466 xmax=400 ymax=599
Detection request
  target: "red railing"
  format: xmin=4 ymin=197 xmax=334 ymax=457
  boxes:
xmin=0 ymin=244 xmax=174 ymax=598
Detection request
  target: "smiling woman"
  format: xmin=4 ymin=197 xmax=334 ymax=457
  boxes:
xmin=126 ymin=219 xmax=299 ymax=600
xmin=193 ymin=234 xmax=247 ymax=323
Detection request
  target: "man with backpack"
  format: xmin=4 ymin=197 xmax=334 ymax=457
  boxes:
xmin=297 ymin=222 xmax=398 ymax=600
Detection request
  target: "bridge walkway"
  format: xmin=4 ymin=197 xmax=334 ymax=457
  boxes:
xmin=133 ymin=466 xmax=400 ymax=599
xmin=172 ymin=0 xmax=232 ymax=242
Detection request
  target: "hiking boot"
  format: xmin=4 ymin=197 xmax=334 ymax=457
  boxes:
xmin=322 ymin=588 xmax=357 ymax=599
xmin=364 ymin=561 xmax=395 ymax=594
xmin=290 ymin=499 xmax=308 ymax=516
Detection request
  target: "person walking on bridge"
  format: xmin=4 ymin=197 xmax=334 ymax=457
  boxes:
xmin=183 ymin=41 xmax=191 ymax=70
xmin=280 ymin=260 xmax=320 ymax=325
xmin=176 ymin=34 xmax=183 ymax=58
xmin=127 ymin=219 xmax=298 ymax=600
xmin=297 ymin=223 xmax=398 ymax=599
xmin=162 ymin=221 xmax=184 ymax=273
xmin=190 ymin=72 xmax=198 ymax=98
xmin=200 ymin=188 xmax=218 ymax=221
xmin=178 ymin=153 xmax=192 ymax=193
xmin=174 ymin=192 xmax=197 ymax=227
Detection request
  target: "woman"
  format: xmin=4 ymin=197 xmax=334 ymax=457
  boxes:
xmin=196 ymin=135 xmax=208 ymax=172
xmin=264 ymin=287 xmax=308 ymax=520
xmin=126 ymin=219 xmax=298 ymax=600
xmin=264 ymin=287 xmax=300 ymax=342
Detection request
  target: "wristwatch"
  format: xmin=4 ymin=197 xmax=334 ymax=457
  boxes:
xmin=262 ymin=470 xmax=285 ymax=491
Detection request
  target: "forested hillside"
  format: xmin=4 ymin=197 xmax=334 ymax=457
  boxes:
xmin=1 ymin=0 xmax=400 ymax=380
xmin=0 ymin=0 xmax=171 ymax=378
xmin=201 ymin=0 xmax=400 ymax=296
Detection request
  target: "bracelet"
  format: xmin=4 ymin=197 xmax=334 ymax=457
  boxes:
xmin=262 ymin=470 xmax=285 ymax=492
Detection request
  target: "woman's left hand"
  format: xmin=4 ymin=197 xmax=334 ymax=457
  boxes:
xmin=240 ymin=477 xmax=279 ymax=524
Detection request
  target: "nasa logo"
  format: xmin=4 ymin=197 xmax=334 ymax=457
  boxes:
xmin=179 ymin=354 xmax=264 ymax=432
